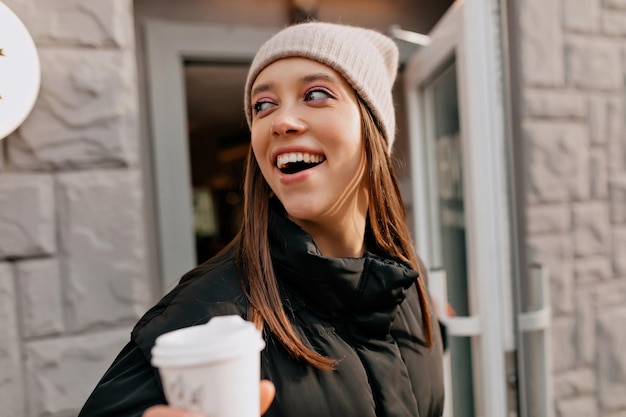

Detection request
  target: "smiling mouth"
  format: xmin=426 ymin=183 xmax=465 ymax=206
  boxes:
xmin=276 ymin=152 xmax=326 ymax=174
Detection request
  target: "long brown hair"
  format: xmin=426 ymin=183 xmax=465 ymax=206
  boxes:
xmin=230 ymin=97 xmax=433 ymax=370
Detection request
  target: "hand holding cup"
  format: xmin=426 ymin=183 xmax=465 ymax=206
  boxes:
xmin=151 ymin=316 xmax=267 ymax=417
xmin=142 ymin=380 xmax=275 ymax=417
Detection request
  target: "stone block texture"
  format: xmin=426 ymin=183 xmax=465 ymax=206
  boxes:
xmin=2 ymin=0 xmax=134 ymax=48
xmin=0 ymin=263 xmax=25 ymax=417
xmin=557 ymin=396 xmax=599 ymax=417
xmin=574 ymin=256 xmax=612 ymax=285
xmin=601 ymin=11 xmax=626 ymax=36
xmin=590 ymin=149 xmax=608 ymax=199
xmin=597 ymin=307 xmax=626 ymax=412
xmin=7 ymin=48 xmax=139 ymax=171
xmin=24 ymin=330 xmax=130 ymax=417
xmin=526 ymin=204 xmax=571 ymax=235
xmin=522 ymin=0 xmax=626 ymax=415
xmin=604 ymin=0 xmax=626 ymax=9
xmin=612 ymin=228 xmax=626 ymax=277
xmin=0 ymin=174 xmax=55 ymax=259
xmin=57 ymin=170 xmax=150 ymax=332
xmin=523 ymin=121 xmax=590 ymax=204
xmin=523 ymin=89 xmax=587 ymax=120
xmin=565 ymin=37 xmax=623 ymax=91
xmin=610 ymin=175 xmax=626 ymax=223
xmin=16 ymin=259 xmax=65 ymax=339
xmin=0 ymin=1 xmax=149 ymax=416
xmin=554 ymin=367 xmax=596 ymax=399
xmin=516 ymin=0 xmax=565 ymax=86
xmin=0 ymin=142 xmax=5 ymax=172
xmin=563 ymin=0 xmax=600 ymax=34
xmin=572 ymin=202 xmax=610 ymax=256
xmin=588 ymin=96 xmax=623 ymax=146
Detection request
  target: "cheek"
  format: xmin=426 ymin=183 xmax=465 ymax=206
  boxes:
xmin=345 ymin=117 xmax=366 ymax=173
xmin=250 ymin=125 xmax=265 ymax=157
xmin=342 ymin=107 xmax=364 ymax=146
xmin=250 ymin=132 xmax=272 ymax=177
xmin=344 ymin=117 xmax=364 ymax=152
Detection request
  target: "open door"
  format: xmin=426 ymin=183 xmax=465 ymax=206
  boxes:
xmin=143 ymin=21 xmax=277 ymax=289
xmin=403 ymin=1 xmax=515 ymax=416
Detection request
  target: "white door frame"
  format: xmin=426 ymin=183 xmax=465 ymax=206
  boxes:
xmin=143 ymin=21 xmax=277 ymax=289
xmin=404 ymin=1 xmax=514 ymax=416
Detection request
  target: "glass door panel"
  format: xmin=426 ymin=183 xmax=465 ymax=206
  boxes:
xmin=423 ymin=59 xmax=476 ymax=417
xmin=403 ymin=2 xmax=515 ymax=416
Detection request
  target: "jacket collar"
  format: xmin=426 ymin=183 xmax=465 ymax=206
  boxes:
xmin=268 ymin=209 xmax=418 ymax=336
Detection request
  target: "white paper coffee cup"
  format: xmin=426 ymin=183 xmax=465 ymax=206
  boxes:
xmin=151 ymin=315 xmax=266 ymax=417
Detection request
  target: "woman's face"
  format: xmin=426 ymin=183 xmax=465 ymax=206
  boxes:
xmin=250 ymin=57 xmax=368 ymax=227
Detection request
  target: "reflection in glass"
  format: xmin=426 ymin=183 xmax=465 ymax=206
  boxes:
xmin=425 ymin=59 xmax=475 ymax=417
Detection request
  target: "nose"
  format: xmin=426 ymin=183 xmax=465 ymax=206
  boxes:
xmin=271 ymin=107 xmax=307 ymax=137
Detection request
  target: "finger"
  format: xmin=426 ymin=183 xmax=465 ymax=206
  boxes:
xmin=446 ymin=303 xmax=457 ymax=317
xmin=143 ymin=405 xmax=203 ymax=417
xmin=260 ymin=380 xmax=276 ymax=415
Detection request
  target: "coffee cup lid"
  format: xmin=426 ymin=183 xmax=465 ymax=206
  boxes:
xmin=151 ymin=315 xmax=265 ymax=367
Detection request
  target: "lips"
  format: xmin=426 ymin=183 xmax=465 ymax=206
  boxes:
xmin=276 ymin=152 xmax=326 ymax=174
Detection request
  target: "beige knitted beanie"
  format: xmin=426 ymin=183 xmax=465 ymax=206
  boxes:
xmin=244 ymin=21 xmax=399 ymax=153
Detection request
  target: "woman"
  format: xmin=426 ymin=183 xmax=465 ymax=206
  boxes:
xmin=79 ymin=21 xmax=444 ymax=417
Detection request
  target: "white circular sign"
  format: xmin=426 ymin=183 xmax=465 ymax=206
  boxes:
xmin=0 ymin=1 xmax=40 ymax=140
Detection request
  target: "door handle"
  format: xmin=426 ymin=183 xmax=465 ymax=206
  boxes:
xmin=428 ymin=268 xmax=482 ymax=337
xmin=442 ymin=315 xmax=481 ymax=337
xmin=517 ymin=264 xmax=555 ymax=417
xmin=518 ymin=307 xmax=551 ymax=332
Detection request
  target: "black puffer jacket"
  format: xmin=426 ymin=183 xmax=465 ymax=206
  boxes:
xmin=78 ymin=212 xmax=445 ymax=417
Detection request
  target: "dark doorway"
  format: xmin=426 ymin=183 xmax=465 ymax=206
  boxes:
xmin=184 ymin=61 xmax=250 ymax=264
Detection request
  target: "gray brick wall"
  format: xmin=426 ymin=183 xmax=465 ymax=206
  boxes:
xmin=517 ymin=0 xmax=626 ymax=416
xmin=0 ymin=1 xmax=150 ymax=416
xmin=0 ymin=263 xmax=25 ymax=417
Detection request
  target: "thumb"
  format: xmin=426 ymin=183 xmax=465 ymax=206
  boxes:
xmin=260 ymin=380 xmax=275 ymax=415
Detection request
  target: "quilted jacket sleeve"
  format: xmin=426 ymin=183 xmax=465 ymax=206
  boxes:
xmin=77 ymin=258 xmax=247 ymax=417
xmin=77 ymin=340 xmax=166 ymax=417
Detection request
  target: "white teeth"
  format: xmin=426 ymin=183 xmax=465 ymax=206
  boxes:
xmin=276 ymin=152 xmax=324 ymax=168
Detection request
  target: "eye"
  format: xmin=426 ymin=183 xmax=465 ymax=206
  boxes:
xmin=252 ymin=100 xmax=275 ymax=115
xmin=304 ymin=88 xmax=333 ymax=102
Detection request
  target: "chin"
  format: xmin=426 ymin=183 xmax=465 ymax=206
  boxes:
xmin=284 ymin=208 xmax=316 ymax=223
xmin=281 ymin=203 xmax=322 ymax=224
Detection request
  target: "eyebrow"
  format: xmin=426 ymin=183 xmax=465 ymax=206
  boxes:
xmin=300 ymin=73 xmax=338 ymax=84
xmin=250 ymin=83 xmax=272 ymax=98
xmin=250 ymin=72 xmax=340 ymax=98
